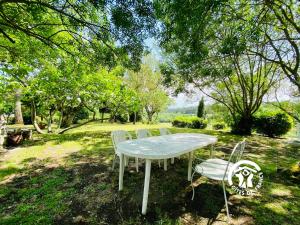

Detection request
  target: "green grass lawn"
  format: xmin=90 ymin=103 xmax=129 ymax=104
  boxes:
xmin=0 ymin=122 xmax=299 ymax=225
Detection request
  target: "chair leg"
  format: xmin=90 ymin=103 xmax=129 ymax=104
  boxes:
xmin=124 ymin=156 xmax=128 ymax=166
xmin=222 ymin=181 xmax=230 ymax=222
xmin=191 ymin=171 xmax=196 ymax=200
xmin=112 ymin=154 xmax=117 ymax=170
xmin=210 ymin=144 xmax=215 ymax=158
xmin=135 ymin=157 xmax=139 ymax=172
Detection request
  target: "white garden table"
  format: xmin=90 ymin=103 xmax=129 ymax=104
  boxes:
xmin=116 ymin=133 xmax=217 ymax=214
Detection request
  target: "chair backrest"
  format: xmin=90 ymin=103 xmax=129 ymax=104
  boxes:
xmin=111 ymin=130 xmax=132 ymax=153
xmin=159 ymin=128 xmax=171 ymax=136
xmin=222 ymin=139 xmax=246 ymax=181
xmin=228 ymin=139 xmax=246 ymax=163
xmin=136 ymin=129 xmax=152 ymax=139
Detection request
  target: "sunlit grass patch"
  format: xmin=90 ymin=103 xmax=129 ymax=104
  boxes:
xmin=270 ymin=186 xmax=292 ymax=197
xmin=264 ymin=202 xmax=289 ymax=215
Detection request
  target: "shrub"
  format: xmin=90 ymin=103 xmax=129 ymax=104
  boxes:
xmin=22 ymin=112 xmax=32 ymax=125
xmin=172 ymin=116 xmax=207 ymax=129
xmin=73 ymin=108 xmax=89 ymax=123
xmin=254 ymin=113 xmax=293 ymax=137
xmin=212 ymin=122 xmax=226 ymax=130
xmin=114 ymin=114 xmax=128 ymax=123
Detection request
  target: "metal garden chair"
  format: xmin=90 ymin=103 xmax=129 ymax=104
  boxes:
xmin=136 ymin=129 xmax=152 ymax=139
xmin=159 ymin=128 xmax=172 ymax=136
xmin=191 ymin=139 xmax=246 ymax=222
xmin=111 ymin=130 xmax=139 ymax=172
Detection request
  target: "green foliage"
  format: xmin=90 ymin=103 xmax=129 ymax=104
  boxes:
xmin=172 ymin=116 xmax=207 ymax=129
xmin=125 ymin=55 xmax=171 ymax=122
xmin=254 ymin=113 xmax=293 ymax=137
xmin=0 ymin=77 xmax=15 ymax=120
xmin=197 ymin=97 xmax=205 ymax=118
xmin=212 ymin=122 xmax=226 ymax=130
xmin=0 ymin=0 xmax=156 ymax=68
xmin=22 ymin=112 xmax=32 ymax=125
xmin=206 ymin=103 xmax=231 ymax=125
xmin=73 ymin=108 xmax=90 ymax=124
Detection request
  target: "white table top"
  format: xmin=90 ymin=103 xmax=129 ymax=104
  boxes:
xmin=116 ymin=133 xmax=217 ymax=159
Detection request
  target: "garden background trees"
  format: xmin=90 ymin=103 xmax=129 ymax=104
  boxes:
xmin=125 ymin=56 xmax=170 ymax=123
xmin=0 ymin=0 xmax=157 ymax=133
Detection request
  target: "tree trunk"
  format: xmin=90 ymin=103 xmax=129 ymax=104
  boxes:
xmin=31 ymin=101 xmax=45 ymax=134
xmin=231 ymin=114 xmax=253 ymax=135
xmin=14 ymin=88 xmax=23 ymax=124
xmin=47 ymin=109 xmax=54 ymax=133
xmin=57 ymin=110 xmax=63 ymax=129
xmin=147 ymin=113 xmax=153 ymax=123
xmin=92 ymin=111 xmax=96 ymax=120
xmin=61 ymin=113 xmax=76 ymax=128
xmin=133 ymin=111 xmax=137 ymax=125
xmin=101 ymin=112 xmax=104 ymax=123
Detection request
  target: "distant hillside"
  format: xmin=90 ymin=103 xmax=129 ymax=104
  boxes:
xmin=166 ymin=106 xmax=197 ymax=114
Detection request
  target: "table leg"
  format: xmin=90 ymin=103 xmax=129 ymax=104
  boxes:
xmin=171 ymin=158 xmax=174 ymax=164
xmin=119 ymin=153 xmax=124 ymax=191
xmin=164 ymin=159 xmax=167 ymax=171
xmin=135 ymin=157 xmax=139 ymax=172
xmin=188 ymin=151 xmax=194 ymax=181
xmin=142 ymin=159 xmax=152 ymax=215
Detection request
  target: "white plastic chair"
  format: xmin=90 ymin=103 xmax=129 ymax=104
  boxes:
xmin=136 ymin=129 xmax=169 ymax=170
xmin=191 ymin=139 xmax=246 ymax=222
xmin=111 ymin=130 xmax=139 ymax=172
xmin=159 ymin=128 xmax=177 ymax=164
xmin=136 ymin=129 xmax=152 ymax=139
xmin=159 ymin=128 xmax=172 ymax=136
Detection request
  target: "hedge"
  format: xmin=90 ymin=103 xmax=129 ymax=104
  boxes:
xmin=172 ymin=116 xmax=207 ymax=129
xmin=254 ymin=112 xmax=293 ymax=137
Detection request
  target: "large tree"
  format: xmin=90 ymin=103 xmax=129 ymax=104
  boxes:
xmin=156 ymin=0 xmax=280 ymax=134
xmin=255 ymin=0 xmax=300 ymax=93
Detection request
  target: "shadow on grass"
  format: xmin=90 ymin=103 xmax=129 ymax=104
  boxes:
xmin=0 ymin=148 xmax=232 ymax=225
xmin=1 ymin=127 xmax=299 ymax=225
xmin=0 ymin=166 xmax=22 ymax=181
